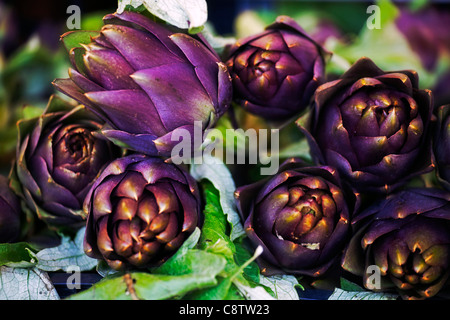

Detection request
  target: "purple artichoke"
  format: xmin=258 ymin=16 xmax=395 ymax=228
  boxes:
xmin=13 ymin=95 xmax=119 ymax=230
xmin=434 ymin=105 xmax=450 ymax=191
xmin=235 ymin=158 xmax=358 ymax=277
xmin=226 ymin=16 xmax=329 ymax=120
xmin=396 ymin=7 xmax=450 ymax=107
xmin=297 ymin=57 xmax=434 ymax=193
xmin=0 ymin=175 xmax=21 ymax=242
xmin=53 ymin=11 xmax=232 ymax=157
xmin=396 ymin=6 xmax=450 ymax=72
xmin=83 ymin=154 xmax=202 ymax=271
xmin=342 ymin=188 xmax=450 ymax=300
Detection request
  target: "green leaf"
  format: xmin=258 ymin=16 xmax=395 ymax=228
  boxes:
xmin=34 ymin=227 xmax=98 ymax=272
xmin=228 ymin=246 xmax=275 ymax=300
xmin=277 ymin=138 xmax=311 ymax=162
xmin=173 ymin=227 xmax=201 ymax=256
xmin=87 ymin=228 xmax=225 ymax=299
xmin=188 ymin=246 xmax=268 ymax=300
xmin=0 ymin=242 xmax=37 ymax=268
xmin=148 ymin=227 xmax=227 ymax=299
xmin=144 ymin=227 xmax=201 ymax=276
xmin=376 ymin=0 xmax=399 ymax=27
xmin=61 ymin=31 xmax=100 ymax=53
xmin=409 ymin=0 xmax=429 ymax=11
xmin=186 ymin=276 xmax=235 ymax=300
xmin=68 ymin=272 xmax=219 ymax=300
xmin=154 ymin=249 xmax=227 ymax=278
xmin=132 ymin=272 xmax=218 ymax=300
xmin=20 ymin=105 xmax=45 ymax=120
xmin=340 ymin=277 xmax=366 ymax=292
xmin=188 ymin=174 xmax=278 ymax=300
xmin=190 ymin=155 xmax=245 ymax=240
xmin=197 ymin=180 xmax=235 ymax=258
xmin=233 ymin=241 xmax=260 ymax=285
xmin=0 ymin=266 xmax=59 ymax=300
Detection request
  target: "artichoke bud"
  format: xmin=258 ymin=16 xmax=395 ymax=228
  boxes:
xmin=83 ymin=154 xmax=202 ymax=271
xmin=226 ymin=15 xmax=330 ymax=121
xmin=236 ymin=158 xmax=358 ymax=277
xmin=343 ymin=188 xmax=450 ymax=300
xmin=13 ymin=95 xmax=120 ymax=230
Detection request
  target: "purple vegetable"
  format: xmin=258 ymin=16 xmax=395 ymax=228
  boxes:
xmin=235 ymin=158 xmax=359 ymax=277
xmin=226 ymin=16 xmax=329 ymax=121
xmin=83 ymin=154 xmax=202 ymax=270
xmin=14 ymin=95 xmax=119 ymax=230
xmin=53 ymin=11 xmax=232 ymax=157
xmin=298 ymin=57 xmax=434 ymax=193
xmin=342 ymin=188 xmax=450 ymax=300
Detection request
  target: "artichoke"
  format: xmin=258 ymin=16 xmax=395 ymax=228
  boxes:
xmin=83 ymin=154 xmax=202 ymax=271
xmin=226 ymin=16 xmax=329 ymax=121
xmin=13 ymin=95 xmax=119 ymax=230
xmin=396 ymin=6 xmax=450 ymax=72
xmin=0 ymin=175 xmax=21 ymax=242
xmin=396 ymin=7 xmax=450 ymax=107
xmin=235 ymin=158 xmax=358 ymax=276
xmin=53 ymin=11 xmax=232 ymax=157
xmin=342 ymin=188 xmax=450 ymax=300
xmin=434 ymin=105 xmax=450 ymax=191
xmin=297 ymin=57 xmax=434 ymax=193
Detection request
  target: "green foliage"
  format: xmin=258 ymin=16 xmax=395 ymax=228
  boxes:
xmin=0 ymin=242 xmax=37 ymax=268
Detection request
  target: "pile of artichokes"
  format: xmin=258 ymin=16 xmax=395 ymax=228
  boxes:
xmin=0 ymin=8 xmax=449 ymax=300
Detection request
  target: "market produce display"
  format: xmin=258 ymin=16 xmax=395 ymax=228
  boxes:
xmin=0 ymin=0 xmax=449 ymax=301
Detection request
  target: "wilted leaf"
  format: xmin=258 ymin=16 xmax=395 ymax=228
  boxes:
xmin=34 ymin=227 xmax=97 ymax=272
xmin=259 ymin=275 xmax=300 ymax=300
xmin=0 ymin=267 xmax=59 ymax=300
xmin=328 ymin=288 xmax=397 ymax=300
xmin=117 ymin=0 xmax=208 ymax=30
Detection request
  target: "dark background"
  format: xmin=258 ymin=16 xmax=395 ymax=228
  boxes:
xmin=3 ymin=0 xmax=449 ymax=56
